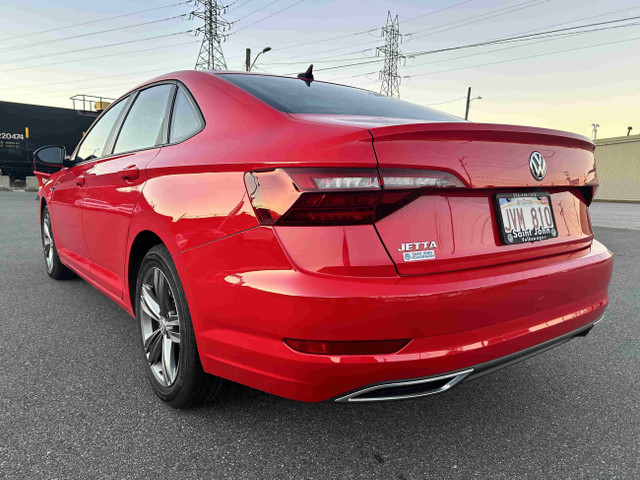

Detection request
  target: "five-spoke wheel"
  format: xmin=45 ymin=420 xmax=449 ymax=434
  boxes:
xmin=42 ymin=210 xmax=54 ymax=273
xmin=140 ymin=267 xmax=181 ymax=387
xmin=41 ymin=205 xmax=74 ymax=279
xmin=135 ymin=244 xmax=223 ymax=407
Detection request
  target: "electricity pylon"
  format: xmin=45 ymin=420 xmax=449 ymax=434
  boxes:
xmin=193 ymin=0 xmax=230 ymax=70
xmin=377 ymin=12 xmax=404 ymax=98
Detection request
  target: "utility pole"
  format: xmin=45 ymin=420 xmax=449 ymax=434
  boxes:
xmin=377 ymin=12 xmax=404 ymax=98
xmin=193 ymin=0 xmax=230 ymax=71
xmin=464 ymin=87 xmax=482 ymax=120
xmin=245 ymin=46 xmax=271 ymax=71
xmin=465 ymin=87 xmax=471 ymax=120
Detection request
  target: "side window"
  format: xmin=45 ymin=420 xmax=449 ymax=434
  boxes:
xmin=113 ymin=84 xmax=173 ymax=154
xmin=170 ymin=87 xmax=203 ymax=143
xmin=75 ymin=99 xmax=127 ymax=162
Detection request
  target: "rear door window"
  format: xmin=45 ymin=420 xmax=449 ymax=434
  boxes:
xmin=169 ymin=87 xmax=203 ymax=143
xmin=113 ymin=84 xmax=174 ymax=154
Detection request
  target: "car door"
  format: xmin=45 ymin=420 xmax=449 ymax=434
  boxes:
xmin=49 ymin=98 xmax=130 ymax=277
xmin=82 ymin=83 xmax=175 ymax=299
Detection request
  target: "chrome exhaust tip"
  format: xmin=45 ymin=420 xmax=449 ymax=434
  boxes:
xmin=335 ymin=369 xmax=473 ymax=403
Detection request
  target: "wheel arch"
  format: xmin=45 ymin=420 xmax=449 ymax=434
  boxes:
xmin=40 ymin=196 xmax=47 ymax=217
xmin=127 ymin=230 xmax=165 ymax=312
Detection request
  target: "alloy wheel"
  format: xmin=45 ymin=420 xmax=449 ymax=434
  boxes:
xmin=140 ymin=267 xmax=181 ymax=387
xmin=42 ymin=211 xmax=54 ymax=272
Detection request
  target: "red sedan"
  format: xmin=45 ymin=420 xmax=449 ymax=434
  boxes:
xmin=34 ymin=71 xmax=612 ymax=407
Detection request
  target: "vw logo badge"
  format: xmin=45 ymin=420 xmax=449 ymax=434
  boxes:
xmin=529 ymin=152 xmax=546 ymax=181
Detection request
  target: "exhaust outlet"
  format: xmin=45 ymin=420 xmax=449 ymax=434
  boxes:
xmin=335 ymin=369 xmax=473 ymax=403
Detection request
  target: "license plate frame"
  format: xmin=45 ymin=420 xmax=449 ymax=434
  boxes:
xmin=494 ymin=192 xmax=559 ymax=245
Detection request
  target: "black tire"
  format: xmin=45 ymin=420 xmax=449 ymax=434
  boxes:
xmin=41 ymin=205 xmax=75 ymax=280
xmin=135 ymin=244 xmax=223 ymax=408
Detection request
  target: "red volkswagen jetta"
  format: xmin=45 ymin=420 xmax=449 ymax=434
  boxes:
xmin=34 ymin=71 xmax=612 ymax=407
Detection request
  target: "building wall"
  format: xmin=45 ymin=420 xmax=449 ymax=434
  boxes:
xmin=594 ymin=135 xmax=640 ymax=202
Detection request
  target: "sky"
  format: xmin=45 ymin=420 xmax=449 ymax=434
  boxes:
xmin=1 ymin=0 xmax=639 ymax=139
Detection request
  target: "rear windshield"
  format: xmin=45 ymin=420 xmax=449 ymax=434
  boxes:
xmin=219 ymin=73 xmax=461 ymax=122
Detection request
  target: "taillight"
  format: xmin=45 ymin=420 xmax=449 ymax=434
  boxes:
xmin=380 ymin=169 xmax=464 ymax=189
xmin=284 ymin=338 xmax=410 ymax=355
xmin=244 ymin=168 xmax=464 ymax=226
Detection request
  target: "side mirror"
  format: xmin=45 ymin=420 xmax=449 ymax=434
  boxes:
xmin=33 ymin=146 xmax=68 ymax=173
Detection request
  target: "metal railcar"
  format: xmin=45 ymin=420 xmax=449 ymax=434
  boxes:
xmin=0 ymin=101 xmax=98 ymax=180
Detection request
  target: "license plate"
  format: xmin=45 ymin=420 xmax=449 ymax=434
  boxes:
xmin=495 ymin=192 xmax=558 ymax=244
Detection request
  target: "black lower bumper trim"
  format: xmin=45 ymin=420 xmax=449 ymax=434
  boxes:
xmin=465 ymin=319 xmax=597 ymax=382
xmin=334 ymin=316 xmax=603 ymax=403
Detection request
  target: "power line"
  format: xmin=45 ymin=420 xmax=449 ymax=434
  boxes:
xmin=294 ymin=14 xmax=640 ymax=74
xmin=407 ymin=0 xmax=550 ymax=39
xmin=330 ymin=20 xmax=631 ymax=82
xmin=270 ymin=4 xmax=640 ymax=69
xmin=0 ymin=14 xmax=191 ymax=55
xmin=0 ymin=36 xmax=198 ymax=73
xmin=263 ymin=38 xmax=378 ymax=64
xmin=424 ymin=96 xmax=468 ymax=107
xmin=263 ymin=0 xmax=545 ymax=67
xmin=405 ymin=33 xmax=640 ymax=79
xmin=400 ymin=0 xmax=476 ymax=25
xmin=0 ymin=52 xmax=198 ymax=92
xmin=504 ymin=4 xmax=640 ymax=37
xmin=231 ymin=0 xmax=284 ymax=23
xmin=267 ymin=0 xmax=476 ymax=54
xmin=1 ymin=1 xmax=190 ymax=42
xmin=18 ymin=67 xmax=190 ymax=101
xmin=406 ymin=14 xmax=640 ymax=56
xmin=337 ymin=32 xmax=578 ymax=82
xmin=0 ymin=29 xmax=196 ymax=68
xmin=230 ymin=0 xmax=304 ymax=35
xmin=227 ymin=0 xmax=259 ymax=14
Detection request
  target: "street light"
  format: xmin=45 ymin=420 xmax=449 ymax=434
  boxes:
xmin=464 ymin=87 xmax=482 ymax=120
xmin=246 ymin=46 xmax=272 ymax=71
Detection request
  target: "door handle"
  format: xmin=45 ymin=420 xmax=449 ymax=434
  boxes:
xmin=119 ymin=166 xmax=139 ymax=181
xmin=75 ymin=175 xmax=85 ymax=186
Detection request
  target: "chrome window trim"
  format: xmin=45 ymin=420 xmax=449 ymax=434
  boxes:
xmin=67 ymin=79 xmax=205 ymax=168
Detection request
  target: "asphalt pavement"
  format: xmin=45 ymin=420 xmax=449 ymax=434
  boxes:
xmin=590 ymin=201 xmax=640 ymax=230
xmin=0 ymin=191 xmax=638 ymax=479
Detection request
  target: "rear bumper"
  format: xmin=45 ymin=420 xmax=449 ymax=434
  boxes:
xmin=178 ymin=233 xmax=613 ymax=402
xmin=335 ymin=317 xmax=601 ymax=402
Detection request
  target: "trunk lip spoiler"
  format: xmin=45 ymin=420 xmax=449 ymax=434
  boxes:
xmin=367 ymin=122 xmax=594 ymax=151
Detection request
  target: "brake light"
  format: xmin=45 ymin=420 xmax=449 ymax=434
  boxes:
xmin=284 ymin=338 xmax=410 ymax=355
xmin=381 ymin=169 xmax=464 ymax=189
xmin=244 ymin=168 xmax=464 ymax=226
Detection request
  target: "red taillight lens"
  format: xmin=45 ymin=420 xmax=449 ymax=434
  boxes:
xmin=244 ymin=168 xmax=464 ymax=226
xmin=244 ymin=168 xmax=381 ymax=225
xmin=284 ymin=338 xmax=410 ymax=355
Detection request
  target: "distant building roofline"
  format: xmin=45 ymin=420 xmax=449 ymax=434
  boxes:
xmin=595 ymin=134 xmax=640 ymax=146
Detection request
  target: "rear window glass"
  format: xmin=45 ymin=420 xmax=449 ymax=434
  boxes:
xmin=219 ymin=74 xmax=461 ymax=122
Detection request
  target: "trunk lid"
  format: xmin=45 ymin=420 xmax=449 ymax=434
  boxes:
xmin=369 ymin=122 xmax=596 ymax=275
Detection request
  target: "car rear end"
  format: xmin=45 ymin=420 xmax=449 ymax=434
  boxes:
xmin=187 ymin=74 xmax=613 ymax=402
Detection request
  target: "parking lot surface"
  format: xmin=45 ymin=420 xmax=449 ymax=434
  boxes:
xmin=590 ymin=201 xmax=640 ymax=230
xmin=1 ymin=191 xmax=638 ymax=479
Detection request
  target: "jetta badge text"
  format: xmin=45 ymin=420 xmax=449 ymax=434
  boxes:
xmin=529 ymin=151 xmax=546 ymax=181
xmin=398 ymin=241 xmax=438 ymax=262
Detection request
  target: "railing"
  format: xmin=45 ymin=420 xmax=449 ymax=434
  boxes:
xmin=70 ymin=94 xmax=116 ymax=113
